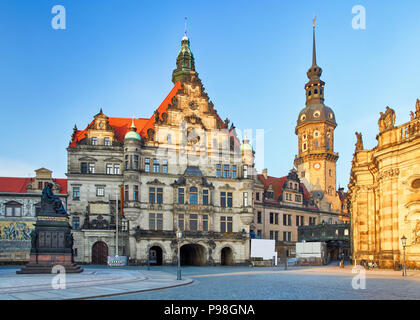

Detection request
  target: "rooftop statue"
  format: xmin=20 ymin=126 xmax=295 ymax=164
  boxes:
xmin=42 ymin=182 xmax=68 ymax=216
xmin=355 ymin=132 xmax=364 ymax=152
xmin=378 ymin=106 xmax=396 ymax=133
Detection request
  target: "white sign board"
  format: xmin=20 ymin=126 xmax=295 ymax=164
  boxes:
xmin=251 ymin=239 xmax=276 ymax=260
xmin=296 ymin=242 xmax=326 ymax=259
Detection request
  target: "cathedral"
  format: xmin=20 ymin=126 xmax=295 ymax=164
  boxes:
xmin=349 ymin=102 xmax=420 ymax=269
xmin=67 ymin=29 xmax=255 ymax=265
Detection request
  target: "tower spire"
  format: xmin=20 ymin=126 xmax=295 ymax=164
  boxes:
xmin=312 ymin=17 xmax=317 ymax=66
xmin=185 ymin=17 xmax=187 ymax=36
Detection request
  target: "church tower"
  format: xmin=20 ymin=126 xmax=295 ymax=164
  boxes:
xmin=294 ymin=21 xmax=339 ymax=207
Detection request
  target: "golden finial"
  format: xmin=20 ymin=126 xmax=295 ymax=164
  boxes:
xmin=313 ymin=16 xmax=316 ymax=29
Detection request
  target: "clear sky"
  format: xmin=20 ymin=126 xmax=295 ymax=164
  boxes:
xmin=1 ymin=0 xmax=420 ymax=190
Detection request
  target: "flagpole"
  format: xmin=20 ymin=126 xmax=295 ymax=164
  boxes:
xmin=116 ymin=189 xmax=118 ymax=256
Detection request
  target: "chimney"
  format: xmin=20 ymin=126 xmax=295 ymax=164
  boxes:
xmin=262 ymin=168 xmax=268 ymax=179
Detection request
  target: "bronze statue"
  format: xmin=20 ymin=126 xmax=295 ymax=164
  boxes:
xmin=355 ymin=132 xmax=363 ymax=151
xmin=411 ymin=111 xmax=415 ymax=121
xmin=42 ymin=183 xmax=67 ymax=216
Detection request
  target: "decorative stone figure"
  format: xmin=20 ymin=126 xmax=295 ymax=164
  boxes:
xmin=378 ymin=106 xmax=396 ymax=133
xmin=355 ymin=132 xmax=364 ymax=152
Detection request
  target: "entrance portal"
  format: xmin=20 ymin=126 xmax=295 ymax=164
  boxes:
xmin=180 ymin=244 xmax=206 ymax=266
xmin=221 ymin=247 xmax=233 ymax=265
xmin=92 ymin=241 xmax=108 ymax=265
xmin=149 ymin=246 xmax=163 ymax=265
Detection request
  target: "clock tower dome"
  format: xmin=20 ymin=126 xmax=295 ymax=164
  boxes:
xmin=294 ymin=21 xmax=339 ymax=209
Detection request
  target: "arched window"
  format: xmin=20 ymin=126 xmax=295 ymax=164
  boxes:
xmin=308 ymin=91 xmax=312 ymax=96
xmin=189 ymin=187 xmax=198 ymax=205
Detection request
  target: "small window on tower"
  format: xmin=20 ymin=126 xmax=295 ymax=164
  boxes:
xmin=308 ymin=91 xmax=312 ymax=96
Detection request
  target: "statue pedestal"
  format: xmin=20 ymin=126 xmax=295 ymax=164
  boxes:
xmin=17 ymin=215 xmax=83 ymax=274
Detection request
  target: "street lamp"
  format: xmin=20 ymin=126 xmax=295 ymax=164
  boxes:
xmin=176 ymin=228 xmax=183 ymax=280
xmin=147 ymin=243 xmax=151 ymax=271
xmin=401 ymin=235 xmax=407 ymax=277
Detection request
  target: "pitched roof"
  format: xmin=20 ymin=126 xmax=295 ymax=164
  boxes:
xmin=0 ymin=177 xmax=67 ymax=194
xmin=257 ymin=174 xmax=310 ymax=203
xmin=69 ymin=82 xmax=182 ymax=147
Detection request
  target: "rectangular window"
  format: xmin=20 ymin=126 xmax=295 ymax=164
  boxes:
xmin=243 ymin=192 xmax=248 ymax=207
xmin=270 ymin=212 xmax=274 ymax=224
xmin=288 ymin=215 xmax=292 ymax=226
xmin=256 ymin=192 xmax=260 ymax=201
xmin=257 ymin=230 xmax=262 ymax=238
xmin=275 ymin=231 xmax=279 ymax=241
xmin=231 ymin=165 xmax=237 ymax=179
xmin=162 ymin=160 xmax=168 ymax=174
xmin=220 ymin=216 xmax=232 ymax=233
xmin=156 ymin=213 xmax=163 ymax=230
xmin=216 ymin=164 xmax=221 ymax=178
xmin=288 ymin=232 xmax=292 ymax=242
xmin=38 ymin=181 xmax=43 ymax=189
xmin=114 ymin=164 xmax=120 ymax=175
xmin=283 ymin=214 xmax=287 ymax=226
xmin=157 ymin=188 xmax=163 ymax=204
xmin=270 ymin=231 xmax=274 ymax=239
xmin=275 ymin=213 xmax=279 ymax=225
xmin=88 ymin=163 xmax=95 ymax=174
xmin=178 ymin=188 xmax=184 ymax=204
xmin=202 ymin=189 xmax=209 ymax=205
xmin=227 ymin=192 xmax=233 ymax=208
xmin=81 ymin=162 xmax=88 ymax=174
xmin=104 ymin=137 xmax=110 ymax=146
xmin=125 ymin=155 xmax=129 ymax=170
xmin=223 ymin=165 xmax=230 ymax=178
xmin=133 ymin=155 xmax=139 ymax=170
xmin=189 ymin=214 xmax=198 ymax=231
xmin=96 ymin=187 xmax=105 ymax=197
xmin=220 ymin=192 xmax=226 ymax=207
xmin=106 ymin=164 xmax=113 ymax=174
xmin=295 ymin=195 xmax=302 ymax=202
xmin=283 ymin=231 xmax=287 ymax=241
xmin=149 ymin=213 xmax=155 ymax=230
xmin=72 ymin=187 xmax=80 ymax=200
xmin=72 ymin=217 xmax=80 ymax=230
xmin=220 ymin=216 xmax=226 ymax=233
xmin=243 ymin=165 xmax=248 ymax=178
xmin=133 ymin=185 xmax=139 ymax=201
xmin=125 ymin=185 xmax=129 ymax=201
xmin=91 ymin=137 xmax=97 ymax=145
xmin=202 ymin=215 xmax=208 ymax=231
xmin=145 ymin=158 xmax=150 ymax=172
xmin=257 ymin=211 xmax=262 ymax=224
xmin=178 ymin=214 xmax=184 ymax=231
xmin=153 ymin=159 xmax=160 ymax=173
xmin=149 ymin=187 xmax=155 ymax=204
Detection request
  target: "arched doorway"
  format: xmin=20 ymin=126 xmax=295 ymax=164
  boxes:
xmin=221 ymin=247 xmax=233 ymax=266
xmin=149 ymin=246 xmax=163 ymax=265
xmin=180 ymin=244 xmax=206 ymax=266
xmin=92 ymin=241 xmax=108 ymax=265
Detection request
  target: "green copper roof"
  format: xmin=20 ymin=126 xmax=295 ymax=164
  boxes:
xmin=124 ymin=130 xmax=141 ymax=141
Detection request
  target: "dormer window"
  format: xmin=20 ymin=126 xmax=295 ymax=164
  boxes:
xmin=92 ymin=137 xmax=98 ymax=145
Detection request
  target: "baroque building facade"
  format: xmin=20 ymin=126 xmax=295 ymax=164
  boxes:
xmin=67 ymin=31 xmax=255 ymax=265
xmin=349 ymin=101 xmax=420 ymax=269
xmin=0 ymin=168 xmax=67 ymax=263
xmin=251 ymin=24 xmax=349 ymax=261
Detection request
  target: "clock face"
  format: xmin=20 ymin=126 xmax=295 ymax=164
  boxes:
xmin=313 ymin=162 xmax=321 ymax=170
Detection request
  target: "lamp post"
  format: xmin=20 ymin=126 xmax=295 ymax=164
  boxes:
xmin=284 ymin=247 xmax=288 ymax=270
xmin=147 ymin=243 xmax=151 ymax=271
xmin=401 ymin=235 xmax=407 ymax=277
xmin=176 ymin=229 xmax=182 ymax=280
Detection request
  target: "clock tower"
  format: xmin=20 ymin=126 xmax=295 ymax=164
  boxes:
xmin=294 ymin=21 xmax=339 ymax=209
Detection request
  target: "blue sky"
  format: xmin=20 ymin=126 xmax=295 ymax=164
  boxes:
xmin=1 ymin=0 xmax=420 ymax=190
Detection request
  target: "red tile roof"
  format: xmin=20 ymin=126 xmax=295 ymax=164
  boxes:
xmin=0 ymin=177 xmax=67 ymax=194
xmin=257 ymin=174 xmax=310 ymax=203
